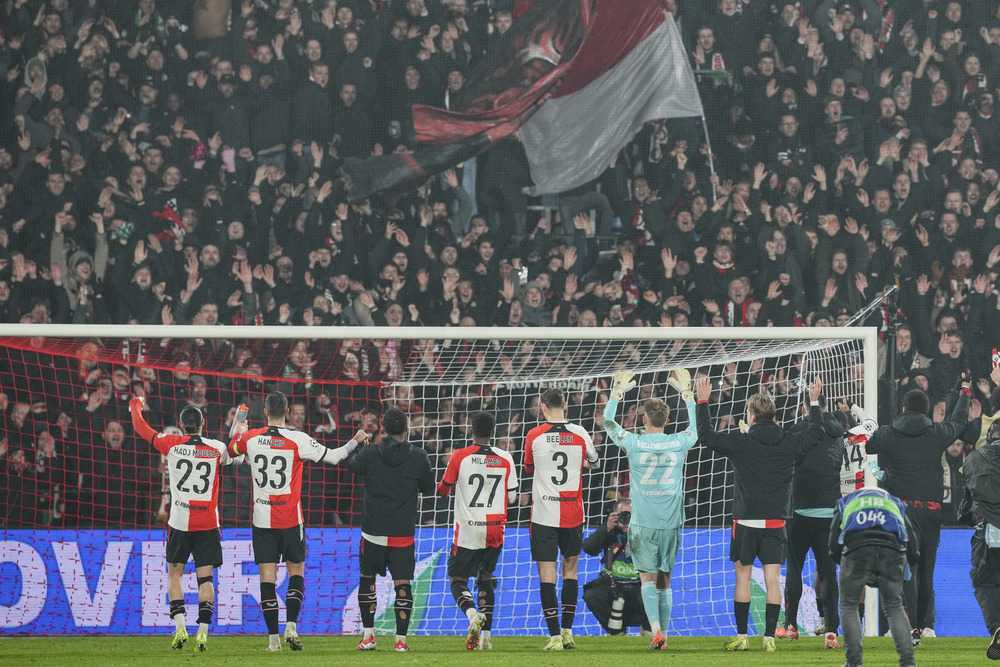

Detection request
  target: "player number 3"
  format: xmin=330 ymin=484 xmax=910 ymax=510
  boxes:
xmin=550 ymin=451 xmax=569 ymax=485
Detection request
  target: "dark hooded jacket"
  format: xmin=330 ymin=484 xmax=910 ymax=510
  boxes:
xmin=867 ymin=386 xmax=970 ymax=502
xmin=962 ymin=440 xmax=1000 ymax=528
xmin=791 ymin=412 xmax=844 ymax=511
xmin=696 ymin=403 xmax=824 ymax=520
xmin=346 ymin=436 xmax=434 ymax=538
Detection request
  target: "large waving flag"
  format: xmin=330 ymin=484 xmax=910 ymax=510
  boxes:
xmin=342 ymin=0 xmax=701 ymax=202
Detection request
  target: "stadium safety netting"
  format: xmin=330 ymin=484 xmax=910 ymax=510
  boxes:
xmin=0 ymin=325 xmax=876 ymax=636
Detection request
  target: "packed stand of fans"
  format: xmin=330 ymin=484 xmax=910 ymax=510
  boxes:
xmin=0 ymin=0 xmax=998 ymax=531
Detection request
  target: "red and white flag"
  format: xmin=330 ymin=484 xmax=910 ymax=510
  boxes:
xmin=519 ymin=0 xmax=702 ymax=194
xmin=343 ymin=0 xmax=701 ymax=201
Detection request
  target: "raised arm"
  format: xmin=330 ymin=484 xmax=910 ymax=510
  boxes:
xmin=693 ymin=375 xmax=737 ymax=454
xmin=795 ymin=376 xmax=826 ymax=454
xmin=129 ymin=397 xmax=159 ymax=444
xmin=602 ymin=369 xmax=637 ymax=449
xmin=935 ymin=379 xmax=972 ymax=450
xmin=437 ymin=452 xmax=460 ymax=497
xmin=321 ymin=429 xmax=367 ymax=465
xmin=669 ymin=367 xmax=698 ymax=445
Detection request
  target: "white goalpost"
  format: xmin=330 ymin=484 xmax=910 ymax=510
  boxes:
xmin=0 ymin=324 xmax=880 ymax=638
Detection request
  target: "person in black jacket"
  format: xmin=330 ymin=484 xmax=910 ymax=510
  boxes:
xmin=867 ymin=375 xmax=971 ymax=644
xmin=346 ymin=407 xmax=434 ymax=652
xmin=959 ymin=366 xmax=1000 ymax=450
xmin=781 ymin=394 xmax=845 ymax=647
xmin=694 ymin=374 xmax=824 ymax=653
xmin=580 ymin=500 xmax=650 ymax=636
xmin=959 ymin=419 xmax=1000 ymax=660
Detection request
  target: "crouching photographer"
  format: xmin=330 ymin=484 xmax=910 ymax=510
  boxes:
xmin=582 ymin=500 xmax=650 ymax=635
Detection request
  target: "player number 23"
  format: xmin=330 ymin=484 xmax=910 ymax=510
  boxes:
xmin=638 ymin=452 xmax=679 ymax=485
xmin=174 ymin=459 xmax=212 ymax=495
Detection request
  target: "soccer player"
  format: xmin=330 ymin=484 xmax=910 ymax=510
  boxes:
xmin=438 ymin=411 xmax=519 ymax=651
xmin=837 ymin=397 xmax=878 ymax=496
xmin=524 ymin=387 xmax=599 ymax=650
xmin=346 ymin=407 xmax=435 ymax=652
xmin=694 ymin=374 xmax=823 ymax=653
xmin=129 ymin=397 xmax=239 ymax=652
xmin=228 ymin=391 xmax=365 ymax=652
xmin=780 ymin=393 xmax=844 ymax=649
xmin=601 ymin=367 xmax=697 ymax=650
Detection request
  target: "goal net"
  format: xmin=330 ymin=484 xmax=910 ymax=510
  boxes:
xmin=0 ymin=324 xmax=877 ymax=637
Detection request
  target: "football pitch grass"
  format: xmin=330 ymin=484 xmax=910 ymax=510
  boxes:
xmin=0 ymin=634 xmax=988 ymax=665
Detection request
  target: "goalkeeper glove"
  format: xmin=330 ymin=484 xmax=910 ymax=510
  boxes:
xmin=738 ymin=419 xmax=749 ymax=433
xmin=668 ymin=368 xmax=693 ymax=402
xmin=611 ymin=370 xmax=637 ymax=400
xmin=868 ymin=461 xmax=885 ymax=482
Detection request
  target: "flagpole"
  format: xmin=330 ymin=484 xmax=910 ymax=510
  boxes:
xmin=700 ymin=112 xmax=717 ymax=202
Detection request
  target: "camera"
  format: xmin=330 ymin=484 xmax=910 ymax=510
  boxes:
xmin=616 ymin=511 xmax=631 ymax=526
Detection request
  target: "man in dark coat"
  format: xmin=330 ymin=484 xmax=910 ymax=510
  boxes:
xmin=867 ymin=376 xmax=971 ymax=643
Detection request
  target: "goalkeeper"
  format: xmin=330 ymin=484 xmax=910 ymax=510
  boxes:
xmin=601 ymin=367 xmax=697 ymax=650
xmin=694 ymin=374 xmax=824 ymax=653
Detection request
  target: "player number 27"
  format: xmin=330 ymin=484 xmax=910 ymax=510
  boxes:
xmin=175 ymin=459 xmax=212 ymax=495
xmin=638 ymin=452 xmax=679 ymax=485
xmin=469 ymin=473 xmax=503 ymax=508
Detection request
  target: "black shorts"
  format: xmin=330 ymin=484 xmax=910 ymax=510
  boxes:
xmin=730 ymin=522 xmax=787 ymax=566
xmin=448 ymin=544 xmax=502 ymax=579
xmin=530 ymin=523 xmax=583 ymax=562
xmin=252 ymin=524 xmax=307 ymax=564
xmin=359 ymin=538 xmax=416 ymax=579
xmin=165 ymin=527 xmax=223 ymax=568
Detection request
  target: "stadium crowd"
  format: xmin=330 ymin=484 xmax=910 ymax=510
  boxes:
xmin=3 ymin=1 xmax=1000 ymax=637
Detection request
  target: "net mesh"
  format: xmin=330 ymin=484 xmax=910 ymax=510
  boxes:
xmin=0 ymin=329 xmax=870 ymax=636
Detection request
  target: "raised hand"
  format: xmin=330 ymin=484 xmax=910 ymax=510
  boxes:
xmin=809 ymin=375 xmax=823 ymax=402
xmin=668 ymin=368 xmax=693 ymax=401
xmin=824 ymin=278 xmax=838 ymax=303
xmin=917 ymin=274 xmax=931 ymax=296
xmin=661 ymin=248 xmax=677 ymax=274
xmin=611 ymin=369 xmax=637 ymax=399
xmin=564 ymin=272 xmax=578 ymax=298
xmin=694 ymin=375 xmax=712 ymax=402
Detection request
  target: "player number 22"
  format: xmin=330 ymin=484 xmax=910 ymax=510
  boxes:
xmin=469 ymin=473 xmax=503 ymax=508
xmin=638 ymin=452 xmax=679 ymax=485
xmin=175 ymin=459 xmax=212 ymax=495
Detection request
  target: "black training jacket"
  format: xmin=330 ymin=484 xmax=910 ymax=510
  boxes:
xmin=962 ymin=440 xmax=1000 ymax=527
xmin=697 ymin=403 xmax=824 ymax=520
xmin=867 ymin=388 xmax=970 ymax=502
xmin=791 ymin=412 xmax=844 ymax=511
xmin=346 ymin=437 xmax=435 ymax=538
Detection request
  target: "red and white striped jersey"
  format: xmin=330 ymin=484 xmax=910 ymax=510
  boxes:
xmin=842 ymin=404 xmax=877 ymax=496
xmin=437 ymin=445 xmax=518 ymax=550
xmin=524 ymin=421 xmax=598 ymax=528
xmin=229 ymin=425 xmax=356 ymax=529
xmin=154 ymin=433 xmax=238 ymax=532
